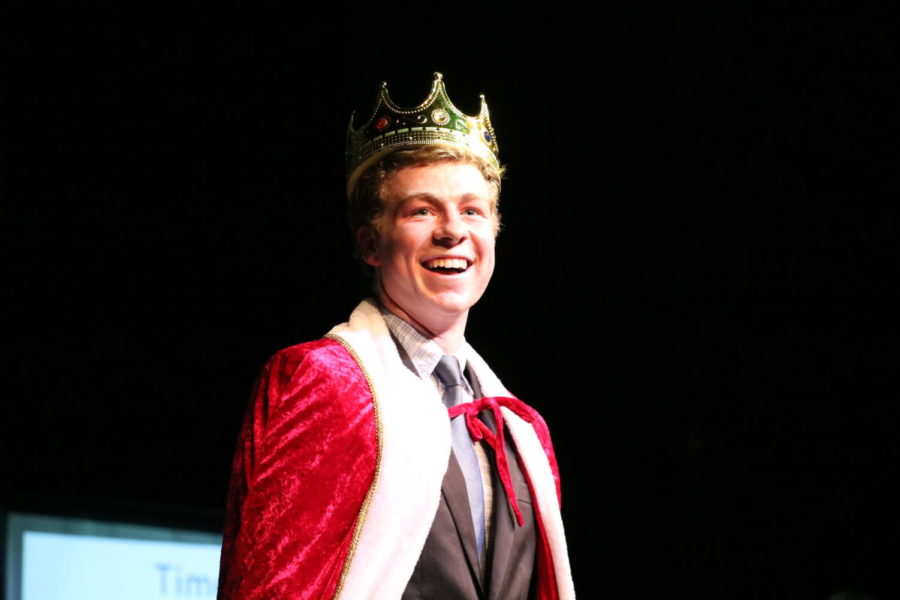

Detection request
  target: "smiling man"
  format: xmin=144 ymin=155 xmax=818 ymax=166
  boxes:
xmin=358 ymin=157 xmax=496 ymax=353
xmin=217 ymin=73 xmax=575 ymax=600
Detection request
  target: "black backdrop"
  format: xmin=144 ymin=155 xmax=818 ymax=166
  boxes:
xmin=3 ymin=4 xmax=899 ymax=599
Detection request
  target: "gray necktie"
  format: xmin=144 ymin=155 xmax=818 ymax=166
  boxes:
xmin=434 ymin=354 xmax=486 ymax=557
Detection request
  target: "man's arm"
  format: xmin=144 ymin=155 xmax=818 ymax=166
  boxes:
xmin=217 ymin=339 xmax=379 ymax=600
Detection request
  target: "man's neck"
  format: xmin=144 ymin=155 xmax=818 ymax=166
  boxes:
xmin=376 ymin=291 xmax=468 ymax=354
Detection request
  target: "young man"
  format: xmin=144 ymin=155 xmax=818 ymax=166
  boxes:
xmin=217 ymin=73 xmax=575 ymax=599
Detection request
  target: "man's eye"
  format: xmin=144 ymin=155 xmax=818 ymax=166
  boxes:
xmin=413 ymin=208 xmax=430 ymax=216
xmin=463 ymin=208 xmax=480 ymax=216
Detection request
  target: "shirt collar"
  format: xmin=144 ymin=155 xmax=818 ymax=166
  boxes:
xmin=379 ymin=305 xmax=470 ymax=380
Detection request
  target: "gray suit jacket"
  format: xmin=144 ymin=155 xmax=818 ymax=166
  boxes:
xmin=402 ymin=368 xmax=537 ymax=599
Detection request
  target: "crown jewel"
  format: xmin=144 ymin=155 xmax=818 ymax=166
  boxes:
xmin=345 ymin=72 xmax=500 ymax=196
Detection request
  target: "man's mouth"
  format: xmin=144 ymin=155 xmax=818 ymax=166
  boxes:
xmin=423 ymin=258 xmax=469 ymax=273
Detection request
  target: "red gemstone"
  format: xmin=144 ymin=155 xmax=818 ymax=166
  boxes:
xmin=375 ymin=116 xmax=390 ymax=130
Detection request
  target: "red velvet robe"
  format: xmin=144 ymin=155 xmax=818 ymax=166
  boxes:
xmin=217 ymin=300 xmax=575 ymax=599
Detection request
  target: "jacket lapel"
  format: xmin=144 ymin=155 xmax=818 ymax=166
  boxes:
xmin=485 ymin=436 xmax=515 ymax=598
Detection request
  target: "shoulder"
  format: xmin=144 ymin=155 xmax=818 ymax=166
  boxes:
xmin=265 ymin=337 xmax=360 ymax=381
xmin=254 ymin=337 xmax=373 ymax=423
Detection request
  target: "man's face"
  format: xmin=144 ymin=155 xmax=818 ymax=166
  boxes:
xmin=361 ymin=160 xmax=497 ymax=329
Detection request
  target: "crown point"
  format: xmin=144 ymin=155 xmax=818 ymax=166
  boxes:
xmin=346 ymin=72 xmax=500 ymax=198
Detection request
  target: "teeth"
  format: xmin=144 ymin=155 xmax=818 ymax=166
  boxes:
xmin=425 ymin=258 xmax=468 ymax=270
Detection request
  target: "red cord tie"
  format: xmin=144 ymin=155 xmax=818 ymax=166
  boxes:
xmin=448 ymin=396 xmax=531 ymax=527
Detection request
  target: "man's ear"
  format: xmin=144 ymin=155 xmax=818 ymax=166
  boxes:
xmin=357 ymin=224 xmax=381 ymax=267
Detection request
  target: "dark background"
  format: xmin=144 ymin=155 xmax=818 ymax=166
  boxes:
xmin=3 ymin=4 xmax=898 ymax=599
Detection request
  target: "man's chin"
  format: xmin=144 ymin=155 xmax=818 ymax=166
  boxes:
xmin=401 ymin=295 xmax=474 ymax=328
xmin=423 ymin=291 xmax=478 ymax=315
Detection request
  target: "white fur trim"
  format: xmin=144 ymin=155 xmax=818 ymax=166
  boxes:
xmin=328 ymin=300 xmax=451 ymax=599
xmin=503 ymin=408 xmax=576 ymax=600
xmin=468 ymin=345 xmax=576 ymax=597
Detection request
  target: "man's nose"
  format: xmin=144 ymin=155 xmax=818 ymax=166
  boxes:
xmin=434 ymin=213 xmax=466 ymax=244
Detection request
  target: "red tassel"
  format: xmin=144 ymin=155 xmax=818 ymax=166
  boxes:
xmin=447 ymin=395 xmax=535 ymax=527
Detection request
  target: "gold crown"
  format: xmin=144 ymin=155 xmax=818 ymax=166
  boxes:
xmin=345 ymin=72 xmax=500 ymax=197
